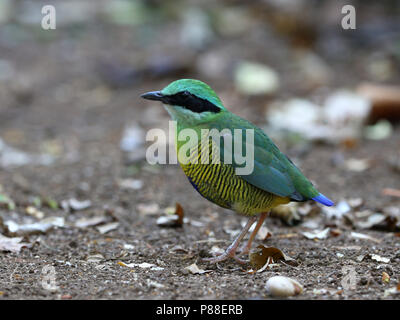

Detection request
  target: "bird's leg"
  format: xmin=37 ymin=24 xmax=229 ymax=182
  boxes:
xmin=203 ymin=216 xmax=257 ymax=264
xmin=238 ymin=211 xmax=269 ymax=256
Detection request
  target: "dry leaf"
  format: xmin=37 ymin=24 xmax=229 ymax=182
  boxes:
xmin=157 ymin=202 xmax=185 ymax=228
xmin=384 ymin=286 xmax=400 ymax=298
xmin=370 ymin=254 xmax=390 ymax=263
xmin=96 ymin=222 xmax=119 ymax=234
xmin=302 ymin=228 xmax=330 ymax=240
xmin=249 ymin=245 xmax=298 ymax=270
xmin=5 ymin=217 xmax=65 ymax=235
xmin=0 ymin=234 xmax=31 ymax=253
xmin=62 ymin=198 xmax=91 ymax=211
xmin=137 ymin=203 xmax=159 ymax=216
xmin=382 ymin=272 xmax=390 ymax=284
xmin=123 ymin=262 xmax=164 ymax=271
xmin=183 ymin=263 xmax=209 ymax=274
xmin=75 ymin=216 xmax=108 ymax=228
xmin=350 ymin=232 xmax=381 ymax=243
xmin=354 ymin=213 xmax=386 ymax=229
xmin=86 ymin=253 xmax=105 ymax=263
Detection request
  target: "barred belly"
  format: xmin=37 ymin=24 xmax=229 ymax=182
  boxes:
xmin=181 ymin=161 xmax=289 ymax=215
xmin=177 ymin=136 xmax=289 ymax=215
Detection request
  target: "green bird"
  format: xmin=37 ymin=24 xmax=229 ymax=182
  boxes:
xmin=141 ymin=79 xmax=333 ymax=264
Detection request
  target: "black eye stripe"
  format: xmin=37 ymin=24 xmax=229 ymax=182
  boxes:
xmin=162 ymin=91 xmax=221 ymax=113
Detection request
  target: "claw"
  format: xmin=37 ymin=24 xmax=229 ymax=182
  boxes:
xmin=202 ymin=215 xmax=257 ymax=264
xmin=202 ymin=251 xmax=248 ymax=264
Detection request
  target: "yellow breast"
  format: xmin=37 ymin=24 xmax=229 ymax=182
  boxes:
xmin=178 ymin=137 xmax=289 ymax=215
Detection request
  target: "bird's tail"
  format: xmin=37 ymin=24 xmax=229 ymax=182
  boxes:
xmin=312 ymin=193 xmax=334 ymax=206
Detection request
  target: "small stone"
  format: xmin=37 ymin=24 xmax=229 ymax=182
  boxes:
xmin=265 ymin=276 xmax=303 ymax=297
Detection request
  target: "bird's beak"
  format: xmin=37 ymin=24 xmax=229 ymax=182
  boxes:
xmin=140 ymin=91 xmax=165 ymax=102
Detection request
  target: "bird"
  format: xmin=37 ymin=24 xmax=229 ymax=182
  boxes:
xmin=141 ymin=79 xmax=334 ymax=264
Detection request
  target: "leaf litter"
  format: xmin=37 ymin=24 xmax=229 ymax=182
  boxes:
xmin=157 ymin=202 xmax=185 ymax=228
xmin=249 ymin=245 xmax=298 ymax=272
xmin=0 ymin=234 xmax=31 ymax=253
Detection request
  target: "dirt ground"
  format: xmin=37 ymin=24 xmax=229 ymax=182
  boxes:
xmin=1 ymin=104 xmax=399 ymax=299
xmin=1 ymin=1 xmax=400 ymax=300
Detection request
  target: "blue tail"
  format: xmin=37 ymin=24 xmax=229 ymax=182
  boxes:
xmin=312 ymin=193 xmax=334 ymax=206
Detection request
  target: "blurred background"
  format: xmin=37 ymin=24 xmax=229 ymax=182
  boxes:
xmin=1 ymin=0 xmax=399 ymax=203
xmin=0 ymin=0 xmax=400 ymax=299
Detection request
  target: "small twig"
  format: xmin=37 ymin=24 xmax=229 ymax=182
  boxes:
xmin=382 ymin=188 xmax=400 ymax=198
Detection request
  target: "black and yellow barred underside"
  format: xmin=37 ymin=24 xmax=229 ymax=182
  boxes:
xmin=178 ymin=138 xmax=289 ymax=215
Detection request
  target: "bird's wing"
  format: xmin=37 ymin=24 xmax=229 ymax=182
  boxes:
xmin=207 ymin=114 xmax=318 ymax=201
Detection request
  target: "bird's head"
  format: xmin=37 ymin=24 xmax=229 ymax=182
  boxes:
xmin=141 ymin=79 xmax=226 ymax=125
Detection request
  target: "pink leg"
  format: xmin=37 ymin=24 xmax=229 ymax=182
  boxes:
xmin=203 ymin=216 xmax=257 ymax=264
xmin=239 ymin=212 xmax=268 ymax=256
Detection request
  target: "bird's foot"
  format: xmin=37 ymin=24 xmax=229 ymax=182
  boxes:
xmin=202 ymin=253 xmax=247 ymax=264
xmin=202 ymin=248 xmax=247 ymax=264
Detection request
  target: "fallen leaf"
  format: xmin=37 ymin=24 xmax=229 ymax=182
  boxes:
xmin=0 ymin=234 xmax=31 ymax=252
xmin=62 ymin=198 xmax=91 ymax=211
xmin=382 ymin=272 xmax=390 ymax=284
xmin=117 ymin=261 xmax=127 ymax=267
xmin=96 ymin=222 xmax=119 ymax=234
xmin=249 ymin=245 xmax=298 ymax=270
xmin=137 ymin=203 xmax=159 ymax=216
xmin=86 ymin=253 xmax=105 ymax=263
xmin=157 ymin=202 xmax=185 ymax=228
xmin=124 ymin=262 xmax=164 ymax=271
xmin=302 ymin=228 xmax=330 ymax=240
xmin=350 ymin=232 xmax=381 ymax=243
xmin=384 ymin=286 xmax=400 ymax=297
xmin=370 ymin=254 xmax=390 ymax=263
xmin=74 ymin=216 xmax=108 ymax=228
xmin=354 ymin=213 xmax=386 ymax=229
xmin=183 ymin=263 xmax=210 ymax=275
xmin=5 ymin=216 xmax=65 ymax=235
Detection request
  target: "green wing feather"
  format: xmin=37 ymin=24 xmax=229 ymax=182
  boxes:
xmin=204 ymin=112 xmax=319 ymax=201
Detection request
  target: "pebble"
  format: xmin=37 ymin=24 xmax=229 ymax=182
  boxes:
xmin=265 ymin=276 xmax=303 ymax=297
